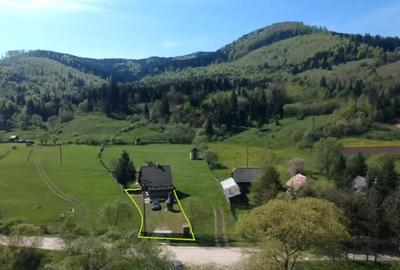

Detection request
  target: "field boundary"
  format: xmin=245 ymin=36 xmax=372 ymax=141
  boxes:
xmin=124 ymin=188 xmax=196 ymax=241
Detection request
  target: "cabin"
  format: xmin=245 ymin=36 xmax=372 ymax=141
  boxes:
xmin=9 ymin=135 xmax=19 ymax=142
xmin=231 ymin=168 xmax=261 ymax=192
xmin=286 ymin=174 xmax=308 ymax=191
xmin=139 ymin=163 xmax=174 ymax=201
xmin=189 ymin=147 xmax=200 ymax=160
xmin=220 ymin=177 xmax=241 ymax=200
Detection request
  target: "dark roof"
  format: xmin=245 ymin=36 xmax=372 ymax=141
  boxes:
xmin=231 ymin=168 xmax=261 ymax=183
xmin=140 ymin=164 xmax=174 ymax=191
xmin=190 ymin=147 xmax=200 ymax=152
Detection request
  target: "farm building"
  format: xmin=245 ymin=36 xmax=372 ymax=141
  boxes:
xmin=286 ymin=174 xmax=308 ymax=191
xmin=231 ymin=168 xmax=261 ymax=192
xmin=352 ymin=176 xmax=368 ymax=193
xmin=189 ymin=147 xmax=200 ymax=160
xmin=139 ymin=163 xmax=174 ymax=201
xmin=220 ymin=177 xmax=241 ymax=200
xmin=9 ymin=135 xmax=19 ymax=142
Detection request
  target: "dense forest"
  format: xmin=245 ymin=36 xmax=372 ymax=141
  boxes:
xmin=1 ymin=21 xmax=400 ymax=143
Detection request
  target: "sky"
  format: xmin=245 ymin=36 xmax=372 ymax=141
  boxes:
xmin=0 ymin=0 xmax=399 ymax=59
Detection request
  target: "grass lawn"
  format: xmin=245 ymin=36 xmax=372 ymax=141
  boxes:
xmin=102 ymin=144 xmax=233 ymax=245
xmin=0 ymin=143 xmax=133 ymax=231
xmin=60 ymin=114 xmax=130 ymax=142
xmin=340 ymin=138 xmax=400 ymax=147
xmin=127 ymin=191 xmax=192 ymax=238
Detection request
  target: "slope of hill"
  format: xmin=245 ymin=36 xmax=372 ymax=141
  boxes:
xmin=232 ymin=32 xmax=348 ymax=68
xmin=1 ymin=21 xmax=400 ymax=142
xmin=0 ymin=55 xmax=104 ymax=94
xmin=217 ymin=21 xmax=319 ymax=61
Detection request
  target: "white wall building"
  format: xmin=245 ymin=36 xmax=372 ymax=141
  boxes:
xmin=220 ymin=177 xmax=241 ymax=200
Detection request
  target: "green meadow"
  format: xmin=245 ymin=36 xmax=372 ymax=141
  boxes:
xmin=0 ymin=143 xmax=132 ymax=231
xmin=102 ymin=144 xmax=233 ymax=244
xmin=1 ymin=115 xmax=399 ymax=245
xmin=0 ymin=143 xmax=233 ymax=244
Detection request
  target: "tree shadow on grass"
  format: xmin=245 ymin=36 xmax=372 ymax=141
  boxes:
xmin=210 ymin=163 xmax=228 ymax=170
xmin=175 ymin=190 xmax=190 ymax=200
xmin=230 ymin=194 xmax=251 ymax=220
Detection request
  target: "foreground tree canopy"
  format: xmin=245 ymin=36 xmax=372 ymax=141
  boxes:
xmin=236 ymin=197 xmax=350 ymax=270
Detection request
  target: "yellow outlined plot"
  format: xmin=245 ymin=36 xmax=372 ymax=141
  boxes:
xmin=124 ymin=188 xmax=196 ymax=241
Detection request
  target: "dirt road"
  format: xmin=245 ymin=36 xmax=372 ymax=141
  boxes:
xmin=165 ymin=245 xmax=248 ymax=266
xmin=2 ymin=235 xmax=399 ymax=266
xmin=0 ymin=235 xmax=248 ymax=266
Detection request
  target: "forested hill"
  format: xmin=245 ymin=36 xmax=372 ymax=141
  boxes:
xmin=1 ymin=21 xmax=400 ymax=142
xmin=6 ymin=22 xmax=320 ymax=82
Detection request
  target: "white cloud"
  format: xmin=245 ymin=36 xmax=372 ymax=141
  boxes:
xmin=0 ymin=0 xmax=105 ymax=13
xmin=163 ymin=39 xmax=179 ymax=48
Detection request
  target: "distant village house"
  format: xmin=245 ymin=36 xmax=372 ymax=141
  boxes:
xmin=220 ymin=177 xmax=241 ymax=200
xmin=9 ymin=135 xmax=19 ymax=142
xmin=189 ymin=147 xmax=200 ymax=160
xmin=352 ymin=176 xmax=368 ymax=193
xmin=231 ymin=168 xmax=261 ymax=192
xmin=286 ymin=173 xmax=308 ymax=191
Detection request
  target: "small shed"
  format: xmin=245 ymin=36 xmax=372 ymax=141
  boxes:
xmin=286 ymin=174 xmax=308 ymax=191
xmin=352 ymin=176 xmax=368 ymax=193
xmin=189 ymin=147 xmax=200 ymax=160
xmin=220 ymin=177 xmax=241 ymax=200
xmin=9 ymin=135 xmax=19 ymax=142
xmin=135 ymin=138 xmax=142 ymax=145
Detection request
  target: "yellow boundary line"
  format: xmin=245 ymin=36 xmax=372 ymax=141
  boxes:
xmin=124 ymin=188 xmax=196 ymax=241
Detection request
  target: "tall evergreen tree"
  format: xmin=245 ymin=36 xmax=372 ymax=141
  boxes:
xmin=333 ymin=153 xmax=348 ymax=188
xmin=347 ymin=153 xmax=367 ymax=179
xmin=204 ymin=120 xmax=214 ymax=141
xmin=249 ymin=165 xmax=283 ymax=207
xmin=159 ymin=94 xmax=170 ymax=119
xmin=144 ymin=103 xmax=150 ymax=119
xmin=112 ymin=151 xmax=136 ymax=188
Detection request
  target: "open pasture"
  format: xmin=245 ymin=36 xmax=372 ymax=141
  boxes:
xmin=0 ymin=143 xmax=130 ymax=230
xmin=102 ymin=144 xmax=233 ymax=244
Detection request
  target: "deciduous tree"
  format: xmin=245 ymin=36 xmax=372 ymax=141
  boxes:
xmin=236 ymin=198 xmax=349 ymax=270
xmin=249 ymin=166 xmax=282 ymax=207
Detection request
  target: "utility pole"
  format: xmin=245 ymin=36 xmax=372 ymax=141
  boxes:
xmin=312 ymin=114 xmax=315 ymax=134
xmin=59 ymin=144 xmax=63 ymax=167
xmin=142 ymin=191 xmax=146 ymax=234
xmin=246 ymin=148 xmax=249 ymax=168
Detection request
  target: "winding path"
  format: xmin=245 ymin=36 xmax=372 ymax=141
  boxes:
xmin=35 ymin=160 xmax=87 ymax=216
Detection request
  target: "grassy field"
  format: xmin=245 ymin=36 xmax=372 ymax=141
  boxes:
xmin=60 ymin=115 xmax=167 ymax=144
xmin=0 ymin=143 xmax=133 ymax=231
xmin=0 ymin=142 xmax=234 ymax=245
xmin=210 ymin=116 xmax=329 ymax=182
xmin=341 ymin=138 xmax=400 ymax=147
xmin=2 ymin=115 xmax=400 ymax=245
xmin=102 ymin=144 xmax=233 ymax=245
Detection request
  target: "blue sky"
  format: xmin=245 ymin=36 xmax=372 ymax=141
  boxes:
xmin=0 ymin=0 xmax=399 ymax=59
